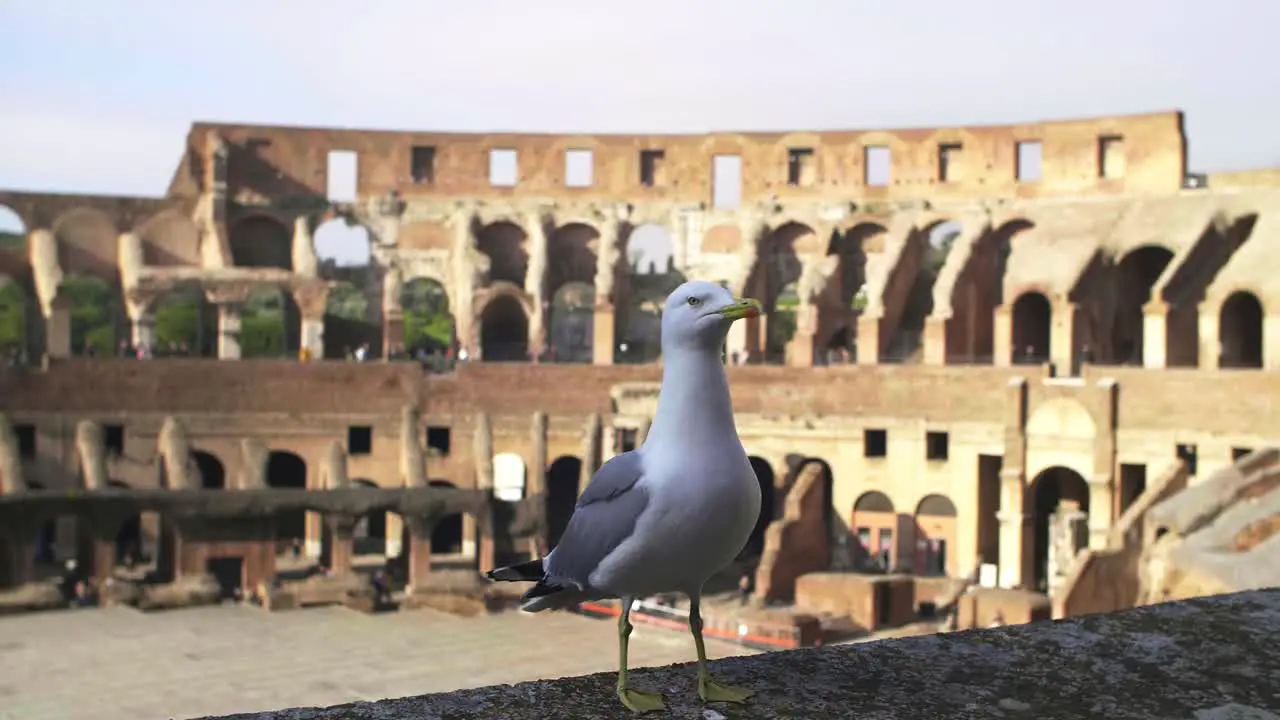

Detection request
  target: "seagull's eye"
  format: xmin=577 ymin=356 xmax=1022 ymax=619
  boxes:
xmin=687 ymin=296 xmax=702 ymax=307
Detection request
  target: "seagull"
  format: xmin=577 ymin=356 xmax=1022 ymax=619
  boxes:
xmin=487 ymin=280 xmax=764 ymax=713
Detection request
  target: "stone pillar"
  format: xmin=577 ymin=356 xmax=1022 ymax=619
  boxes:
xmin=855 ymin=315 xmax=880 ymax=365
xmin=1197 ymin=303 xmax=1219 ymax=370
xmin=407 ymin=518 xmax=433 ymax=588
xmin=1050 ymin=301 xmax=1078 ymax=374
xmin=385 ymin=513 xmax=403 ymax=558
xmin=786 ymin=304 xmax=817 ymax=367
xmin=525 ymin=213 xmax=548 ymax=359
xmin=530 ymin=411 xmax=548 ymax=556
xmin=593 ymin=302 xmax=615 ymax=365
xmin=45 ymin=298 xmax=72 ymax=359
xmin=292 ymin=282 xmax=330 ymax=361
xmin=380 ymin=265 xmax=404 ymax=358
xmin=592 ymin=219 xmax=622 ymax=366
xmin=996 ymin=470 xmax=1030 ymax=589
xmin=324 ymin=516 xmax=356 ymax=576
xmin=922 ymin=316 xmax=947 ymax=365
xmin=305 ymin=512 xmax=322 ymax=560
xmin=1141 ymin=301 xmax=1168 ymax=369
xmin=131 ymin=312 xmax=156 ymax=350
xmin=216 ymin=305 xmax=242 ymax=360
xmin=993 ymin=305 xmax=1013 ymax=368
xmin=1265 ymin=312 xmax=1280 ymax=371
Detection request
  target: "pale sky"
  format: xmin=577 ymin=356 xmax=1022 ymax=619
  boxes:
xmin=1 ymin=0 xmax=1277 ymax=265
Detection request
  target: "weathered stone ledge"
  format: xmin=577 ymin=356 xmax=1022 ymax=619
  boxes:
xmin=199 ymin=589 xmax=1280 ymax=719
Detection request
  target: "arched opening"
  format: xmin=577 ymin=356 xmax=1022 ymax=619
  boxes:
xmin=25 ymin=482 xmax=83 ymax=587
xmin=1011 ymin=291 xmax=1051 ymax=364
xmin=313 ymin=217 xmax=371 ymax=270
xmin=744 ymin=457 xmax=775 ymax=557
xmin=817 ymin=223 xmax=882 ymax=364
xmin=1110 ymin=246 xmax=1174 ymax=365
xmin=1219 ymin=291 xmax=1264 ymax=369
xmin=947 ymin=219 xmax=1024 ymax=365
xmin=852 ymin=491 xmax=896 ymax=572
xmin=617 ymin=224 xmax=684 ymax=364
xmin=476 ymin=221 xmax=529 ymax=286
xmin=1029 ymin=466 xmax=1090 ymax=593
xmin=108 ymin=480 xmax=144 ymax=570
xmin=887 ymin=221 xmax=960 ymax=363
xmin=480 ymin=294 xmax=529 ymax=362
xmin=401 ymin=277 xmax=454 ymax=363
xmin=0 ymin=272 xmax=33 ymax=364
xmin=350 ymin=479 xmax=387 ymax=556
xmin=493 ymin=452 xmax=527 ymax=502
xmin=228 ymin=216 xmax=293 ymax=270
xmin=62 ymin=275 xmax=123 ymax=357
xmin=152 ymin=285 xmax=215 ymax=357
xmin=914 ymin=494 xmax=958 ymax=577
xmin=321 ymin=279 xmax=373 ymax=360
xmin=240 ymin=287 xmax=295 ymax=358
xmin=545 ymin=455 xmax=583 ymax=549
xmin=0 ymin=204 xmax=24 ymax=248
xmin=427 ymin=480 xmax=463 ymax=554
xmin=546 ymin=223 xmax=599 ymax=364
xmin=548 ymin=282 xmax=594 ymax=363
xmin=266 ymin=451 xmax=308 ymax=549
xmin=192 ymin=450 xmax=225 ymax=489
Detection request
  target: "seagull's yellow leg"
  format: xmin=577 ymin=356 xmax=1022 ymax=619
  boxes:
xmin=616 ymin=597 xmax=665 ymax=713
xmin=689 ymin=596 xmax=754 ymax=704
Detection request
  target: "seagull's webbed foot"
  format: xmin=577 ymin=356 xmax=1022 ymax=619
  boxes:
xmin=617 ymin=686 xmax=667 ymax=713
xmin=697 ymin=674 xmax=754 ymax=704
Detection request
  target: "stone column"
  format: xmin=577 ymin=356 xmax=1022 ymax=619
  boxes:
xmin=922 ymin=316 xmax=948 ymax=365
xmin=380 ymin=264 xmax=404 ymax=358
xmin=292 ymin=281 xmax=330 ymax=361
xmin=45 ymin=297 xmax=72 ymax=359
xmin=530 ymin=411 xmax=548 ymax=556
xmin=406 ymin=517 xmax=433 ymax=588
xmin=593 ymin=220 xmax=622 ymax=366
xmin=993 ymin=305 xmax=1013 ymax=367
xmin=855 ymin=315 xmax=880 ymax=365
xmin=996 ymin=470 xmax=1030 ymax=589
xmin=323 ymin=516 xmax=356 ymax=576
xmin=1265 ymin=312 xmax=1280 ymax=371
xmin=1050 ymin=300 xmax=1078 ymax=374
xmin=787 ymin=303 xmax=818 ymax=367
xmin=216 ymin=304 xmax=242 ymax=360
xmin=525 ymin=213 xmax=549 ymax=359
xmin=1141 ymin=301 xmax=1169 ymax=369
xmin=1197 ymin=303 xmax=1219 ymax=370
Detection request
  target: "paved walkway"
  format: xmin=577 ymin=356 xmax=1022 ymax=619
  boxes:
xmin=0 ymin=604 xmax=757 ymax=720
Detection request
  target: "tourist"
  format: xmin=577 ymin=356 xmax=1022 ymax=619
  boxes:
xmin=738 ymin=572 xmax=753 ymax=606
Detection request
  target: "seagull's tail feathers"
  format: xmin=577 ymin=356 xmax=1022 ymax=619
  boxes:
xmin=485 ymin=558 xmax=545 ymax=583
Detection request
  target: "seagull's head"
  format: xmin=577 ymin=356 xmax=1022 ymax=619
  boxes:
xmin=661 ymin=280 xmax=762 ymax=353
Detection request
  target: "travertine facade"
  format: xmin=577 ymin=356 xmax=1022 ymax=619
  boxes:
xmin=1 ymin=109 xmax=1278 ymax=606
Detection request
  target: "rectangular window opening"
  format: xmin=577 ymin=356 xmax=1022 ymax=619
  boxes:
xmin=489 ymin=148 xmax=518 ymax=187
xmin=426 ymin=426 xmax=452 ymax=456
xmin=786 ymin=147 xmax=815 ymax=187
xmin=938 ymin=143 xmax=962 ymax=183
xmin=1176 ymin=443 xmax=1198 ymax=476
xmin=564 ymin=149 xmax=594 ymax=188
xmin=712 ymin=154 xmax=742 ymax=209
xmin=15 ymin=423 xmax=36 ymax=459
xmin=1015 ymin=141 xmax=1042 ymax=182
xmin=326 ymin=149 xmax=359 ymax=202
xmin=925 ymin=431 xmax=949 ymax=461
xmin=103 ymin=424 xmax=125 ymax=456
xmin=348 ymin=426 xmax=373 ymax=456
xmin=411 ymin=145 xmax=436 ymax=184
xmin=864 ymin=146 xmax=891 ymax=187
xmin=619 ymin=428 xmax=639 ymax=453
xmin=640 ymin=149 xmax=665 ymax=187
xmin=864 ymin=429 xmax=888 ymax=458
xmin=1098 ymin=135 xmax=1125 ymax=179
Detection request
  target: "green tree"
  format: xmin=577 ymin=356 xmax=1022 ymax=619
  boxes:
xmin=0 ymin=280 xmax=25 ymax=350
xmin=63 ymin=276 xmax=117 ymax=353
xmin=401 ymin=279 xmax=453 ymax=351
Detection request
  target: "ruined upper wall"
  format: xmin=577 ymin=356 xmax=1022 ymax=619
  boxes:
xmin=177 ymin=111 xmax=1188 ymax=206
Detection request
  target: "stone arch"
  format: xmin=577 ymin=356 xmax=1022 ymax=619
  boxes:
xmin=240 ymin=285 xmax=298 ymax=358
xmin=818 ymin=222 xmax=884 ymax=362
xmin=228 ymin=216 xmax=292 ymax=270
xmin=266 ymin=450 xmax=308 ymax=545
xmin=401 ymin=276 xmax=454 ymax=358
xmin=888 ymin=220 xmax=963 ymax=363
xmin=852 ymin=490 xmax=896 ymax=571
xmin=61 ymin=274 xmax=124 ymax=356
xmin=744 ymin=456 xmax=776 ymax=557
xmin=914 ymin=494 xmax=958 ymax=577
xmin=547 ymin=222 xmax=599 ymax=295
xmin=1219 ymin=290 xmax=1264 ymax=369
xmin=749 ymin=222 xmax=808 ymax=364
xmin=493 ymin=452 xmax=527 ymax=502
xmin=617 ymin=224 xmax=684 ymax=364
xmin=1027 ymin=397 xmax=1098 ymax=442
xmin=136 ymin=210 xmax=201 ymax=267
xmin=313 ymin=217 xmax=371 ymax=269
xmin=52 ymin=207 xmax=118 ymax=277
xmin=945 ymin=218 xmax=1027 ymax=364
xmin=1011 ymin=290 xmax=1051 ymax=364
xmin=428 ymin=479 xmax=463 ymax=553
xmin=1110 ymin=245 xmax=1175 ymax=365
xmin=1029 ymin=466 xmax=1090 ymax=593
xmin=545 ymin=455 xmax=582 ymax=549
xmin=479 ymin=291 xmax=529 ymax=362
xmin=476 ymin=221 xmax=529 ymax=286
xmin=350 ymin=479 xmax=387 ymax=555
xmin=192 ymin=450 xmax=225 ymax=489
xmin=548 ymin=281 xmax=594 ymax=363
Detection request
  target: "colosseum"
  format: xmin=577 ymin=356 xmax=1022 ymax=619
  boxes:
xmin=0 ymin=109 xmax=1276 ymax=631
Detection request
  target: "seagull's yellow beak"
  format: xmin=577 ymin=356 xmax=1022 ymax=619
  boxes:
xmin=717 ymin=298 xmax=763 ymax=321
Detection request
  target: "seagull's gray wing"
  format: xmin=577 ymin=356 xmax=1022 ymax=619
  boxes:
xmin=544 ymin=450 xmax=649 ymax=590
